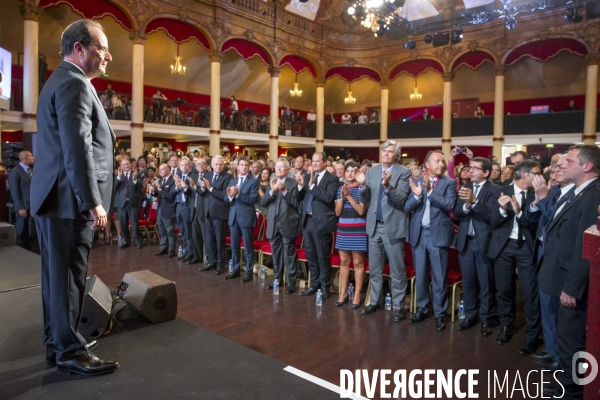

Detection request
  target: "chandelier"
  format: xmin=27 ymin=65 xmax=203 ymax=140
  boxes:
xmin=344 ymin=82 xmax=356 ymax=104
xmin=290 ymin=73 xmax=302 ymax=97
xmin=171 ymin=44 xmax=186 ymax=75
xmin=410 ymin=78 xmax=422 ymax=100
xmin=347 ymin=0 xmax=407 ymax=37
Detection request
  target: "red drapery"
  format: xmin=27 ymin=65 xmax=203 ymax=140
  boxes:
xmin=279 ymin=55 xmax=317 ymax=78
xmin=145 ymin=19 xmax=211 ymax=51
xmin=452 ymin=51 xmax=495 ymax=71
xmin=325 ymin=67 xmax=381 ymax=83
xmin=40 ymin=0 xmax=132 ymax=31
xmin=221 ymin=39 xmax=271 ymax=66
xmin=389 ymin=59 xmax=443 ymax=81
xmin=505 ymin=38 xmax=587 ymax=66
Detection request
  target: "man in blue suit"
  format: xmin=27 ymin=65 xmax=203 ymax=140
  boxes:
xmin=405 ymin=150 xmax=457 ymax=331
xmin=8 ymin=150 xmax=34 ymax=249
xmin=225 ymin=157 xmax=259 ymax=281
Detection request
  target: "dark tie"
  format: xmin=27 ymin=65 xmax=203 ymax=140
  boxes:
xmin=306 ymin=173 xmax=319 ymax=215
xmin=212 ymin=174 xmax=218 ymax=183
xmin=27 ymin=168 xmax=32 ymax=178
xmin=376 ymin=180 xmax=384 ymax=221
xmin=468 ymin=184 xmax=480 ymax=235
xmin=123 ymin=173 xmax=129 ymax=197
xmin=239 ymin=177 xmax=244 ymax=190
xmin=517 ymin=191 xmax=526 ymax=246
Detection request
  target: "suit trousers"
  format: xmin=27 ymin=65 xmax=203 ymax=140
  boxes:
xmin=36 ymin=216 xmax=90 ymax=361
xmin=157 ymin=210 xmax=176 ymax=251
xmin=493 ymin=240 xmax=540 ymax=342
xmin=303 ymin=216 xmax=332 ymax=292
xmin=175 ymin=203 xmax=192 ymax=255
xmin=367 ymin=222 xmax=407 ymax=308
xmin=14 ymin=212 xmax=34 ymax=249
xmin=205 ymin=218 xmax=228 ymax=268
xmin=539 ymin=288 xmax=559 ymax=362
xmin=191 ymin=212 xmax=206 ymax=262
xmin=459 ymin=236 xmax=493 ymax=321
xmin=117 ymin=202 xmax=140 ymax=244
xmin=229 ymin=219 xmax=255 ymax=274
xmin=413 ymin=228 xmax=449 ymax=317
xmin=270 ymin=219 xmax=298 ymax=286
xmin=556 ymin=298 xmax=587 ymax=399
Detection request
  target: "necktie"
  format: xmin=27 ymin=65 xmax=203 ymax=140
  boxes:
xmin=421 ymin=178 xmax=436 ymax=227
xmin=517 ymin=191 xmax=526 ymax=246
xmin=468 ymin=184 xmax=480 ymax=236
xmin=376 ymin=170 xmax=385 ymax=221
xmin=239 ymin=177 xmax=244 ymax=189
xmin=212 ymin=174 xmax=218 ymax=183
xmin=27 ymin=168 xmax=32 ymax=178
xmin=177 ymin=175 xmax=187 ymax=203
xmin=306 ymin=173 xmax=319 ymax=215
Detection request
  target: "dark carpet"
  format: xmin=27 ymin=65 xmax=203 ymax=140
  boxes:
xmin=0 ymin=247 xmax=40 ymax=292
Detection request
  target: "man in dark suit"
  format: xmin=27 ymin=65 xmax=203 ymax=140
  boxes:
xmin=297 ymin=152 xmax=338 ymax=299
xmin=453 ymin=157 xmax=497 ymax=336
xmin=224 ymin=157 xmax=259 ymax=281
xmin=488 ymin=160 xmax=541 ymax=350
xmin=198 ymin=155 xmax=232 ymax=275
xmin=30 ymin=20 xmax=118 ymax=375
xmin=8 ymin=150 xmax=35 ymax=249
xmin=187 ymin=157 xmax=209 ymax=265
xmin=153 ymin=164 xmax=178 ymax=257
xmin=114 ymin=158 xmax=144 ymax=249
xmin=261 ymin=158 xmax=302 ymax=293
xmin=405 ymin=150 xmax=457 ymax=331
xmin=538 ymin=145 xmax=600 ymax=399
xmin=173 ymin=157 xmax=197 ymax=261
xmin=357 ymin=140 xmax=411 ymax=320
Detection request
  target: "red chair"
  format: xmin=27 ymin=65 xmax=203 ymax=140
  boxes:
xmin=240 ymin=211 xmax=267 ymax=270
xmin=136 ymin=203 xmax=159 ymax=240
xmin=185 ymin=110 xmax=196 ymax=126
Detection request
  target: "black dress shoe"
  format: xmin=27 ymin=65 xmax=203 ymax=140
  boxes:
xmin=182 ymin=254 xmax=194 ymax=262
xmin=480 ymin=321 xmax=492 ymax=337
xmin=56 ymin=350 xmax=119 ymax=376
xmin=266 ymin=285 xmax=273 ymax=290
xmin=224 ymin=272 xmax=240 ymax=280
xmin=215 ymin=268 xmax=225 ymax=275
xmin=199 ymin=264 xmax=216 ymax=271
xmin=167 ymin=252 xmax=176 ymax=258
xmin=118 ymin=242 xmax=130 ymax=249
xmin=496 ymin=326 xmax=512 ymax=344
xmin=286 ymin=287 xmax=296 ymax=294
xmin=393 ymin=309 xmax=406 ymax=322
xmin=47 ymin=340 xmax=100 ymax=366
xmin=300 ymin=287 xmax=318 ymax=296
xmin=361 ymin=304 xmax=381 ymax=315
xmin=187 ymin=258 xmax=200 ymax=265
xmin=458 ymin=318 xmax=475 ymax=331
xmin=155 ymin=248 xmax=168 ymax=256
xmin=531 ymin=352 xmax=555 ymax=363
xmin=519 ymin=341 xmax=537 ymax=355
xmin=135 ymin=242 xmax=142 ymax=249
xmin=242 ymin=275 xmax=253 ymax=283
xmin=436 ymin=316 xmax=446 ymax=331
xmin=410 ymin=311 xmax=428 ymax=323
xmin=322 ymin=291 xmax=331 ymax=300
xmin=335 ymin=295 xmax=349 ymax=307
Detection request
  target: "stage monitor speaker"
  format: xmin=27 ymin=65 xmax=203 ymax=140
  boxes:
xmin=122 ymin=270 xmax=177 ymax=324
xmin=78 ymin=275 xmax=113 ymax=340
xmin=0 ymin=223 xmax=16 ymax=247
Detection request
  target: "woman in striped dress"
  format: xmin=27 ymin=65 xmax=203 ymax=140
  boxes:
xmin=335 ymin=162 xmax=367 ymax=308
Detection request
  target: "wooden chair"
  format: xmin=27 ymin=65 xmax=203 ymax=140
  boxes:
xmin=185 ymin=110 xmax=196 ymax=126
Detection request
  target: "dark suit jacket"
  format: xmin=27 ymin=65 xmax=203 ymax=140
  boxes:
xmin=155 ymin=176 xmax=177 ymax=219
xmin=261 ymin=178 xmax=302 ymax=239
xmin=539 ymin=179 xmax=600 ymax=299
xmin=453 ymin=180 xmax=497 ymax=259
xmin=113 ymin=173 xmax=144 ymax=208
xmin=175 ymin=171 xmax=198 ymax=216
xmin=405 ymin=175 xmax=457 ymax=248
xmin=297 ymin=170 xmax=338 ymax=235
xmin=31 ymin=61 xmax=115 ymax=219
xmin=226 ymin=175 xmax=259 ymax=228
xmin=192 ymin=172 xmax=209 ymax=220
xmin=202 ymin=171 xmax=232 ymax=221
xmin=487 ymin=183 xmax=538 ymax=260
xmin=8 ymin=165 xmax=31 ymax=212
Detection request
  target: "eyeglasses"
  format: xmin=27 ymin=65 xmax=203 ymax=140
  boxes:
xmin=526 ymin=171 xmax=542 ymax=176
xmin=89 ymin=44 xmax=110 ymax=55
xmin=274 ymin=166 xmax=287 ymax=170
xmin=468 ymin=166 xmax=483 ymax=171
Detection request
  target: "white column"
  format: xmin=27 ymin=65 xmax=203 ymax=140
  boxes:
xmin=379 ymin=84 xmax=389 ymax=163
xmin=316 ymin=81 xmax=325 ymax=153
xmin=209 ymin=52 xmax=222 ymax=157
xmin=20 ymin=4 xmax=42 ymax=148
xmin=130 ymin=33 xmax=146 ymax=159
xmin=493 ymin=66 xmax=505 ymax=161
xmin=268 ymin=66 xmax=280 ymax=160
xmin=583 ymin=55 xmax=598 ymax=145
xmin=442 ymin=72 xmax=453 ymax=158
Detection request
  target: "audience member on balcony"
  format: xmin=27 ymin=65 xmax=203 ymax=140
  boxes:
xmin=229 ymin=95 xmax=239 ymax=129
xmin=152 ymin=90 xmax=168 ymax=123
xmin=474 ymin=104 xmax=485 ymax=118
xmin=259 ymin=115 xmax=268 ymax=133
xmin=335 ymin=162 xmax=367 ymax=309
xmin=306 ymin=108 xmax=316 ymax=136
xmin=327 ymin=110 xmax=336 ymax=123
xmin=421 ymin=108 xmax=432 ymax=120
xmin=357 ymin=110 xmax=368 ymax=124
xmin=490 ymin=162 xmax=502 ymax=185
xmin=163 ymin=102 xmax=176 ymax=124
xmin=282 ymin=106 xmax=294 ymax=135
xmin=110 ymin=93 xmax=125 ymax=119
xmin=105 ymin=84 xmax=115 ymax=98
xmin=565 ymin=100 xmax=578 ymax=111
xmin=369 ymin=111 xmax=379 ymax=123
xmin=341 ymin=112 xmax=352 ymax=124
xmin=123 ymin=96 xmax=132 ymax=118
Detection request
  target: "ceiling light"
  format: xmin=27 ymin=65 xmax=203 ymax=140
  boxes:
xmin=565 ymin=7 xmax=583 ymax=23
xmin=344 ymin=82 xmax=356 ymax=104
xmin=348 ymin=6 xmax=356 ymax=15
xmin=451 ymin=27 xmax=463 ymax=44
xmin=424 ymin=32 xmax=432 ymax=44
xmin=170 ymin=44 xmax=186 ymax=75
xmin=404 ymin=40 xmax=416 ymax=49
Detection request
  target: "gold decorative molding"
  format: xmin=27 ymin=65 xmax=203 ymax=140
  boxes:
xmin=346 ymin=58 xmax=356 ymax=68
xmin=435 ymin=46 xmax=461 ymax=70
xmin=442 ymin=72 xmax=454 ymax=82
xmin=129 ymin=31 xmax=149 ymax=44
xmin=585 ymin=53 xmax=599 ymax=66
xmin=485 ymin=37 xmax=517 ymax=61
xmin=205 ymin=19 xmax=231 ymax=49
xmin=467 ymin=42 xmax=479 ymax=52
xmin=125 ymin=0 xmax=158 ymax=25
xmin=19 ymin=2 xmax=42 ymax=22
xmin=210 ymin=51 xmax=223 ymax=63
xmin=268 ymin=66 xmax=281 ymax=77
xmin=495 ymin=65 xmax=506 ymax=76
xmin=575 ymin=20 xmax=600 ymax=50
xmin=266 ymin=38 xmax=286 ymax=64
xmin=244 ymin=29 xmax=255 ymax=42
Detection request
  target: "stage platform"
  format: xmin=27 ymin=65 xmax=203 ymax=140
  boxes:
xmin=0 ymin=246 xmax=41 ymax=292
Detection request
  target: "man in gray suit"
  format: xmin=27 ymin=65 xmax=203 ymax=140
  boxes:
xmin=8 ymin=150 xmax=34 ymax=249
xmin=405 ymin=150 xmax=457 ymax=331
xmin=261 ymin=158 xmax=302 ymax=293
xmin=357 ymin=140 xmax=411 ymax=321
xmin=30 ymin=20 xmax=118 ymax=375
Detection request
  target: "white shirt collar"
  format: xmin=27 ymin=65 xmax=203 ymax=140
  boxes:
xmin=574 ymin=176 xmax=598 ymax=195
xmin=560 ymin=183 xmax=575 ymax=196
xmin=20 ymin=162 xmax=30 ymax=171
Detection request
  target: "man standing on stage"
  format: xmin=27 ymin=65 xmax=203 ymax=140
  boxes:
xmin=31 ymin=19 xmax=118 ymax=375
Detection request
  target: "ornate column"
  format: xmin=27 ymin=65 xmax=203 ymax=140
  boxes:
xmin=130 ymin=32 xmax=147 ymax=159
xmin=20 ymin=3 xmax=42 ymax=152
xmin=316 ymin=80 xmax=325 ymax=153
xmin=379 ymin=83 xmax=389 ymax=163
xmin=493 ymin=66 xmax=505 ymax=161
xmin=209 ymin=52 xmax=222 ymax=157
xmin=268 ymin=66 xmax=280 ymax=160
xmin=441 ymin=72 xmax=453 ymax=159
xmin=583 ymin=54 xmax=599 ymax=145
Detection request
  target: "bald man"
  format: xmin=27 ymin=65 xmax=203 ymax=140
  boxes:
xmin=9 ymin=151 xmax=35 ymax=249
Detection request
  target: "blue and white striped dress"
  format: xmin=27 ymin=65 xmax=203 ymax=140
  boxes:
xmin=335 ymin=185 xmax=367 ymax=251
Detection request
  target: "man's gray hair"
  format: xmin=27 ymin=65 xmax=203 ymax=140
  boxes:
xmin=380 ymin=140 xmax=401 ymax=159
xmin=277 ymin=157 xmax=290 ymax=169
xmin=60 ymin=19 xmax=104 ymax=58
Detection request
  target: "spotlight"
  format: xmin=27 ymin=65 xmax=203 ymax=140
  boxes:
xmin=348 ymin=6 xmax=355 ymax=15
xmin=451 ymin=27 xmax=463 ymax=44
xmin=505 ymin=16 xmax=516 ymax=30
xmin=403 ymin=40 xmax=416 ymax=49
xmin=375 ymin=19 xmax=389 ymax=37
xmin=565 ymin=7 xmax=583 ymax=23
xmin=424 ymin=32 xmax=432 ymax=44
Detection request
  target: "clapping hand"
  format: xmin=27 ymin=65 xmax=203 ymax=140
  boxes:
xmin=381 ymin=170 xmax=391 ymax=190
xmin=132 ymin=170 xmax=138 ymax=180
xmin=356 ymin=171 xmax=366 ymax=187
xmin=423 ymin=175 xmax=431 ymax=192
xmin=509 ymin=195 xmax=521 ymax=215
xmin=187 ymin=176 xmax=196 ymax=188
xmin=295 ymin=172 xmax=304 ymax=187
xmin=309 ymin=172 xmax=315 ymax=187
xmin=276 ymin=179 xmax=286 ymax=192
xmin=458 ymin=187 xmax=475 ymax=208
xmin=498 ymin=192 xmax=511 ymax=211
xmin=117 ymin=167 xmax=123 ymax=178
xmin=409 ymin=178 xmax=423 ymax=197
xmin=532 ymin=175 xmax=549 ymax=201
xmin=341 ymin=184 xmax=350 ymax=199
xmin=203 ymin=178 xmax=212 ymax=190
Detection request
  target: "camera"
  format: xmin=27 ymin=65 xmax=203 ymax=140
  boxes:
xmin=457 ymin=147 xmax=467 ymax=154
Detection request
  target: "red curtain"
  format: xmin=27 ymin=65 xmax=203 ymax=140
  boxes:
xmin=325 ymin=67 xmax=381 ymax=83
xmin=280 ymin=55 xmax=317 ymax=78
xmin=389 ymin=59 xmax=443 ymax=81
xmin=40 ymin=0 xmax=132 ymax=31
xmin=505 ymin=38 xmax=587 ymax=66
xmin=145 ymin=19 xmax=211 ymax=51
xmin=452 ymin=51 xmax=494 ymax=71
xmin=221 ymin=39 xmax=270 ymax=66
